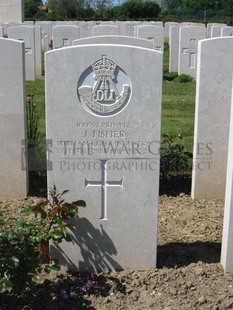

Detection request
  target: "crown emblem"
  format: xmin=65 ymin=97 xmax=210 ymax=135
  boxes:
xmin=92 ymin=55 xmax=116 ymax=79
xmin=78 ymin=55 xmax=131 ymax=117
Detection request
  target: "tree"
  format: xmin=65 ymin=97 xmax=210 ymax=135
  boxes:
xmin=119 ymin=0 xmax=161 ymax=19
xmin=161 ymin=0 xmax=185 ymax=10
xmin=47 ymin=0 xmax=78 ymax=19
xmin=25 ymin=0 xmax=39 ymax=18
xmin=183 ymin=0 xmax=233 ymax=10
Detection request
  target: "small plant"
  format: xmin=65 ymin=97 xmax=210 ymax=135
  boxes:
xmin=163 ymin=71 xmax=178 ymax=81
xmin=160 ymin=133 xmax=192 ymax=180
xmin=60 ymin=269 xmax=95 ymax=300
xmin=26 ymin=93 xmax=46 ymax=172
xmin=0 ymin=185 xmax=86 ymax=294
xmin=26 ymin=93 xmax=41 ymax=142
xmin=178 ymin=74 xmax=194 ymax=83
xmin=164 ymin=37 xmax=169 ymax=51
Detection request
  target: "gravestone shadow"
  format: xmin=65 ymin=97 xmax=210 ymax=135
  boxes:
xmin=157 ymin=241 xmax=221 ymax=268
xmin=51 ymin=217 xmax=123 ymax=272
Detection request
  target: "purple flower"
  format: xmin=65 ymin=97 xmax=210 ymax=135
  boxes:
xmin=60 ymin=289 xmax=69 ymax=299
xmin=81 ymin=279 xmax=93 ymax=293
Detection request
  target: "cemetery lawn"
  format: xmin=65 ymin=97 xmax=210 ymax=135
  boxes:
xmin=0 ymin=194 xmax=230 ymax=309
xmin=162 ymin=50 xmax=196 ymax=152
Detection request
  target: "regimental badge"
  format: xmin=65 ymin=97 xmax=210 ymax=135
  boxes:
xmin=77 ymin=55 xmax=131 ymax=117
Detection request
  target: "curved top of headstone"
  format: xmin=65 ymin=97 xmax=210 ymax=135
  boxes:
xmin=72 ymin=35 xmax=154 ymax=49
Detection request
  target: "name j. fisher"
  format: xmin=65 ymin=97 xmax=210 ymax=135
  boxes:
xmin=82 ymin=130 xmax=125 ymax=138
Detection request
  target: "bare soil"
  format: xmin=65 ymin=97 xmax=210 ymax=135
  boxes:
xmin=1 ymin=194 xmax=233 ymax=310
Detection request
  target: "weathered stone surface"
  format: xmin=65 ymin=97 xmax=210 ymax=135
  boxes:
xmin=0 ymin=38 xmax=28 ymax=198
xmin=46 ymin=44 xmax=163 ymax=271
xmin=192 ymin=37 xmax=233 ymax=199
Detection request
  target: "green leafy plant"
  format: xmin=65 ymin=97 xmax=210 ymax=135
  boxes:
xmin=178 ymin=74 xmax=194 ymax=83
xmin=160 ymin=133 xmax=192 ymax=180
xmin=163 ymin=71 xmax=178 ymax=81
xmin=0 ymin=185 xmax=86 ymax=294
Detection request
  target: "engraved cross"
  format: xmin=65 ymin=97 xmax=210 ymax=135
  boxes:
xmin=85 ymin=160 xmax=123 ymax=220
xmin=182 ymin=48 xmax=197 ymax=69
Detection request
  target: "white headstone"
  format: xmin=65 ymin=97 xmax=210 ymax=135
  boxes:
xmin=164 ymin=21 xmax=179 ymax=38
xmin=0 ymin=38 xmax=28 ymax=198
xmin=79 ymin=22 xmax=93 ymax=38
xmin=148 ymin=21 xmax=163 ymax=27
xmin=0 ymin=0 xmax=24 ymax=23
xmin=35 ymin=25 xmax=42 ymax=78
xmin=136 ymin=25 xmax=164 ymax=51
xmin=52 ymin=25 xmax=80 ymax=49
xmin=92 ymin=25 xmax=120 ymax=36
xmin=178 ymin=26 xmax=206 ymax=79
xmin=221 ymin=79 xmax=233 ymax=272
xmin=46 ymin=44 xmax=163 ymax=271
xmin=72 ymin=35 xmax=154 ymax=49
xmin=0 ymin=26 xmax=3 ymax=37
xmin=169 ymin=25 xmax=181 ymax=72
xmin=35 ymin=21 xmax=52 ymax=52
xmin=211 ymin=26 xmax=225 ymax=38
xmin=8 ymin=26 xmax=36 ymax=81
xmin=23 ymin=21 xmax=34 ymax=25
xmin=192 ymin=37 xmax=233 ymax=199
xmin=122 ymin=22 xmax=139 ymax=36
xmin=207 ymin=23 xmax=227 ymax=38
xmin=221 ymin=27 xmax=233 ymax=37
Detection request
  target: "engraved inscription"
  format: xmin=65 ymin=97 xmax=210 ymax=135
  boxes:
xmin=77 ymin=55 xmax=131 ymax=117
xmin=85 ymin=159 xmax=123 ymax=220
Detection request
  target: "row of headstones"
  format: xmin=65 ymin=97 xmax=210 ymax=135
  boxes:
xmin=0 ymin=21 xmax=165 ymax=81
xmin=2 ymin=33 xmax=233 ymax=273
xmin=168 ymin=22 xmax=233 ymax=78
xmin=2 ymin=21 xmax=231 ymax=82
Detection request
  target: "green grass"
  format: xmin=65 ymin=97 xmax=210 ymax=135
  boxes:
xmin=25 ymin=50 xmax=196 ymax=152
xmin=162 ymin=50 xmax=196 ymax=152
xmin=26 ymin=78 xmax=45 ymax=137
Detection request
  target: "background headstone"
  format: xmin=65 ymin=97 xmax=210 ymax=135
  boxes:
xmin=207 ymin=23 xmax=227 ymax=38
xmin=35 ymin=21 xmax=52 ymax=52
xmin=178 ymin=26 xmax=206 ymax=78
xmin=169 ymin=25 xmax=181 ymax=72
xmin=52 ymin=25 xmax=80 ymax=49
xmin=8 ymin=26 xmax=36 ymax=81
xmin=221 ymin=27 xmax=233 ymax=37
xmin=92 ymin=25 xmax=120 ymax=36
xmin=0 ymin=0 xmax=24 ymax=23
xmin=136 ymin=25 xmax=164 ymax=51
xmin=164 ymin=22 xmax=179 ymax=39
xmin=0 ymin=38 xmax=28 ymax=198
xmin=192 ymin=37 xmax=233 ymax=199
xmin=211 ymin=26 xmax=225 ymax=38
xmin=79 ymin=21 xmax=93 ymax=38
xmin=46 ymin=44 xmax=163 ymax=271
xmin=35 ymin=25 xmax=42 ymax=78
